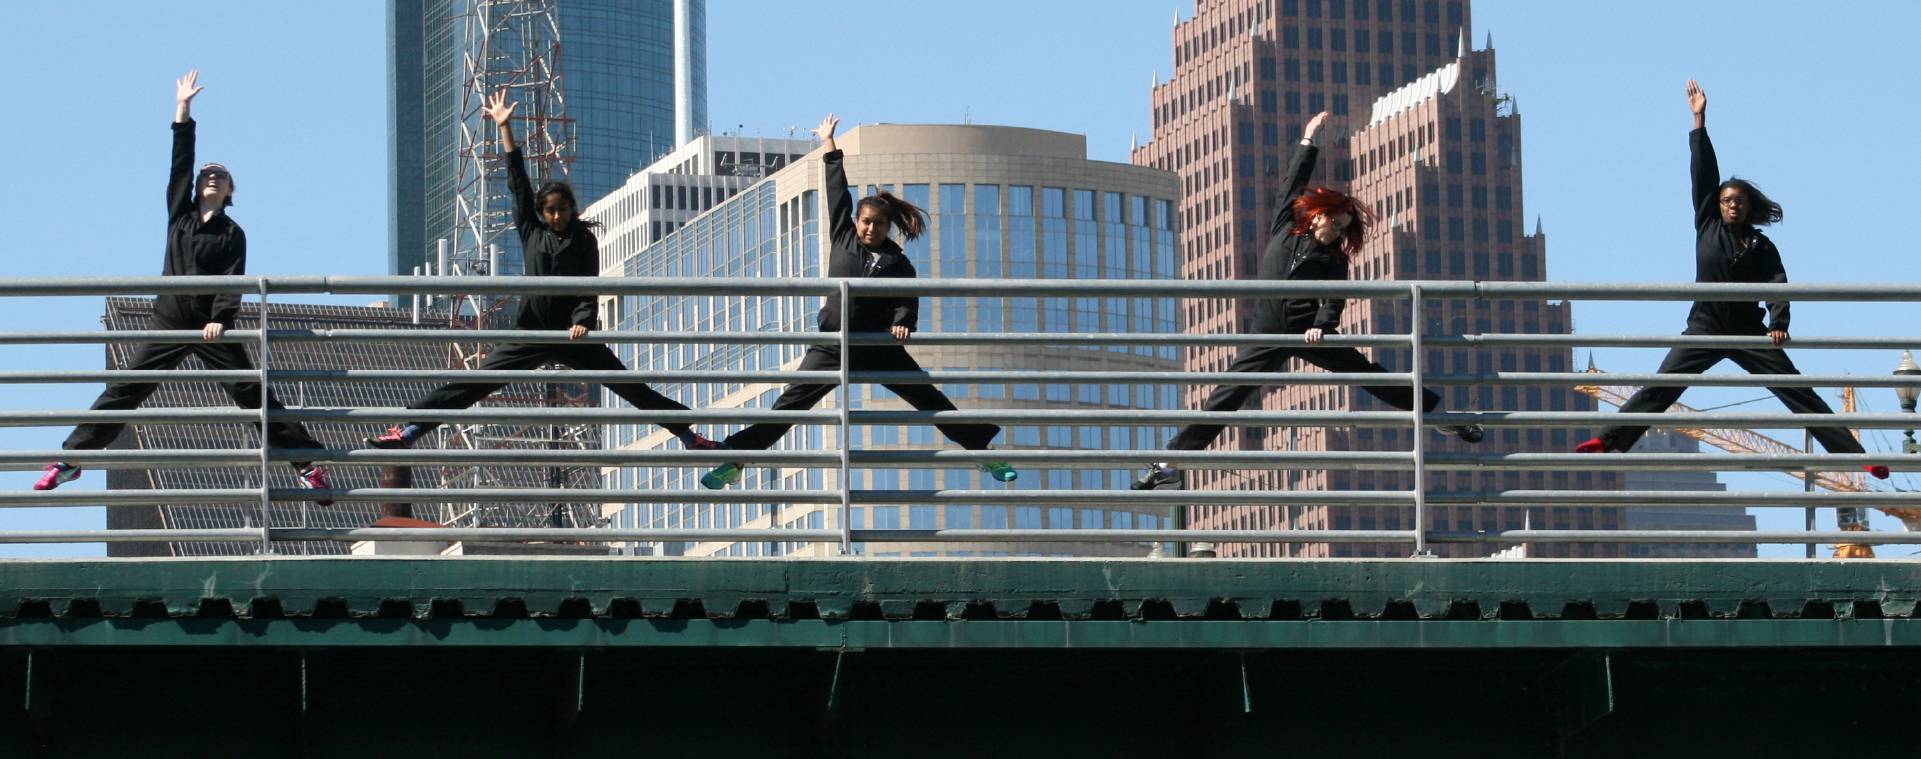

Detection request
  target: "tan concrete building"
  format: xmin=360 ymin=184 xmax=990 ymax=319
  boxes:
xmin=588 ymin=124 xmax=1183 ymax=558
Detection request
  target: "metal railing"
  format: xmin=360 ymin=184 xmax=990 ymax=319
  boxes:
xmin=4 ymin=275 xmax=1919 ymax=556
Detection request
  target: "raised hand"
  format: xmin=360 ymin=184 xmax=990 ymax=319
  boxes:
xmin=483 ymin=89 xmax=519 ymax=128
xmin=175 ymin=71 xmax=203 ymax=123
xmin=176 ymin=71 xmax=203 ymax=104
xmin=812 ymin=113 xmax=840 ymax=143
xmin=1686 ymin=80 xmax=1707 ymax=115
xmin=1303 ymin=111 xmax=1331 ymax=144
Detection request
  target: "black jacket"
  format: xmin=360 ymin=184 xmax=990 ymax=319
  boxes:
xmin=1685 ymin=127 xmax=1789 ymax=336
xmin=153 ymin=119 xmax=246 ymax=329
xmin=815 ymin=149 xmax=919 ymax=334
xmin=506 ymin=148 xmax=600 ymax=331
xmin=1250 ymin=141 xmax=1348 ymax=334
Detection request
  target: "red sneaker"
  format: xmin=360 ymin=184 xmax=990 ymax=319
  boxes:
xmin=1574 ymin=438 xmax=1609 ymax=454
xmin=297 ymin=465 xmax=336 ymax=506
xmin=32 ymin=462 xmax=80 ymax=491
xmin=366 ymin=426 xmax=412 ymax=450
xmin=1866 ymin=465 xmax=1891 ymax=480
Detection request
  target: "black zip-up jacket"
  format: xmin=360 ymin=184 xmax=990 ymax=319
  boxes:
xmin=1250 ymin=141 xmax=1347 ymax=334
xmin=1685 ymin=127 xmax=1789 ymax=336
xmin=815 ymin=149 xmax=918 ymax=334
xmin=506 ymin=148 xmax=599 ymax=331
xmin=154 ymin=119 xmax=246 ymax=330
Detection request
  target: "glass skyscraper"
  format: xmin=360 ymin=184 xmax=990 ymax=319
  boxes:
xmin=387 ymin=0 xmax=703 ymax=279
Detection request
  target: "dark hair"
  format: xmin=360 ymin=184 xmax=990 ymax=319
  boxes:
xmin=537 ymin=182 xmax=601 ymax=229
xmin=855 ymin=191 xmax=927 ymax=242
xmin=1289 ymin=187 xmax=1377 ymax=261
xmin=1717 ymin=177 xmax=1783 ymax=226
xmin=198 ymin=163 xmax=234 ymax=208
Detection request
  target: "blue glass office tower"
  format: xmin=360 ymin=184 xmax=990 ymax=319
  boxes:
xmin=387 ymin=0 xmax=704 ymax=279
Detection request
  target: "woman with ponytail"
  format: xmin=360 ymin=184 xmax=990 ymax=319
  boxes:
xmin=1134 ymin=111 xmax=1482 ymax=492
xmin=702 ymin=114 xmax=1014 ymax=489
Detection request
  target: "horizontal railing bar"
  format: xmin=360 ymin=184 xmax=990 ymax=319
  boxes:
xmin=14 ymin=275 xmax=1921 ymax=301
xmin=0 ymin=330 xmax=1411 ymax=348
xmin=0 ymin=527 xmax=1902 ymax=546
xmin=1427 ymin=334 xmax=1921 ymax=350
xmin=3 ymin=449 xmax=1914 ymax=475
xmin=1 ymin=407 xmax=1914 ymax=430
xmin=4 ymin=368 xmax=1919 ymax=391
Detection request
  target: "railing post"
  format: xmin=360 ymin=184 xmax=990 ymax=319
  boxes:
xmin=837 ymin=278 xmax=853 ymax=556
xmin=1409 ymin=284 xmax=1430 ymax=557
xmin=256 ymin=279 xmax=273 ymax=554
xmin=1804 ymin=430 xmax=1817 ymax=559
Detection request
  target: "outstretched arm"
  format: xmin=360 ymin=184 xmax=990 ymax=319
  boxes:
xmin=1686 ymin=80 xmax=1720 ymax=225
xmin=484 ymin=90 xmax=537 ymax=235
xmin=1271 ymin=111 xmax=1329 ymax=235
xmin=169 ymin=72 xmax=203 ymax=219
xmin=816 ymin=114 xmax=856 ymax=246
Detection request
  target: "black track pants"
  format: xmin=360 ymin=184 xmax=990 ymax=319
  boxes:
xmin=63 ymin=341 xmax=325 ymax=456
xmin=1167 ymin=343 xmax=1439 ymax=451
xmin=405 ymin=342 xmax=692 ymax=438
xmin=722 ymin=345 xmax=1001 ymax=452
xmin=1598 ymin=346 xmax=1864 ymax=454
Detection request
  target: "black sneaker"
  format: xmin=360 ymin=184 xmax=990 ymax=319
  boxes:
xmin=1130 ymin=465 xmax=1186 ymax=491
xmin=1437 ymin=424 xmax=1485 ymax=444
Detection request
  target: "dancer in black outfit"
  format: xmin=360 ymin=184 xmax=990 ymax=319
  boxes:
xmin=1134 ymin=111 xmax=1482 ymax=491
xmin=368 ymin=90 xmax=718 ymax=453
xmin=1576 ymin=80 xmax=1889 ymax=481
xmin=701 ymin=114 xmax=1013 ymax=489
xmin=36 ymin=72 xmax=335 ymax=501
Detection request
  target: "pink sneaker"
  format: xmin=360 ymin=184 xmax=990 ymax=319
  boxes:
xmin=365 ymin=426 xmax=413 ymax=450
xmin=297 ymin=465 xmax=335 ymax=506
xmin=32 ymin=462 xmax=80 ymax=491
xmin=1574 ymin=438 xmax=1609 ymax=454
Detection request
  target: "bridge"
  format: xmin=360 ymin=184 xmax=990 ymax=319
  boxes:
xmin=1 ymin=276 xmax=1919 ymax=756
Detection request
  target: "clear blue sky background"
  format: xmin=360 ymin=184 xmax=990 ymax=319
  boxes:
xmin=0 ymin=2 xmax=1915 ymax=557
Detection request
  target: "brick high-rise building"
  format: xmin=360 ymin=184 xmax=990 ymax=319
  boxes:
xmin=1133 ymin=0 xmax=1624 ymax=558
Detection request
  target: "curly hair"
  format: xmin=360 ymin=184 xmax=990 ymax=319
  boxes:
xmin=1289 ymin=187 xmax=1376 ymax=260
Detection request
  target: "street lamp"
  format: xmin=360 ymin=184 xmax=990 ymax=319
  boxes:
xmin=1896 ymin=351 xmax=1920 ymax=454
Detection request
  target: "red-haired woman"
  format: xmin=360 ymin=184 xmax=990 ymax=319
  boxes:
xmin=701 ymin=114 xmax=1014 ymax=489
xmin=1135 ymin=111 xmax=1481 ymax=491
xmin=1576 ymin=80 xmax=1889 ymax=480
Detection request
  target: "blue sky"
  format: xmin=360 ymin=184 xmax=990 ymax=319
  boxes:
xmin=0 ymin=2 xmax=1915 ymax=557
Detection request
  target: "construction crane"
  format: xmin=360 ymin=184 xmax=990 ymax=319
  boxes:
xmin=1573 ymin=363 xmax=1917 ymax=558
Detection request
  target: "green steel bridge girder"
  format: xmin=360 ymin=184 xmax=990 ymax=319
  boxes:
xmin=3 ymin=557 xmax=1921 ymax=641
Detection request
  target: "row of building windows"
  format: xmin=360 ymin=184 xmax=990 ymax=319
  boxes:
xmin=1279 ymin=27 xmax=1458 ymax=57
xmin=1280 ymin=0 xmax=1465 ymax=24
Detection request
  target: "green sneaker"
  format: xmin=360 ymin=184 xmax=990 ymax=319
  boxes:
xmin=978 ymin=461 xmax=1018 ymax=483
xmin=701 ymin=462 xmax=744 ymax=490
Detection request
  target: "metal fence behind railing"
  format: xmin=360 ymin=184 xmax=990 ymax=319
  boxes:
xmin=5 ymin=276 xmax=1919 ymax=556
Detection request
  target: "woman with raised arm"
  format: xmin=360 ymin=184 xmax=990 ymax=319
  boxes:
xmin=1576 ymin=81 xmax=1888 ymax=479
xmin=36 ymin=72 xmax=335 ymax=499
xmin=700 ymin=114 xmax=1015 ymax=489
xmin=1133 ymin=111 xmax=1483 ymax=492
xmin=367 ymin=90 xmax=720 ymax=452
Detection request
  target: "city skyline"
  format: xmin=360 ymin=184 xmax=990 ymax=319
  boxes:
xmin=0 ymin=2 xmax=1916 ymax=557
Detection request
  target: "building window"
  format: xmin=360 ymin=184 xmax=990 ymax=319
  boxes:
xmin=1263 ymin=123 xmax=1279 ymax=145
xmin=1495 ymin=186 xmax=1512 ymax=210
xmin=1424 ymin=249 xmax=1441 ymax=273
xmin=1473 ymin=219 xmax=1489 ymax=242
xmin=1307 ymin=0 xmax=1322 ymax=17
xmin=1472 ymin=185 xmax=1488 ymax=208
xmin=1470 ymin=118 xmax=1486 ymax=142
xmin=1448 ymin=250 xmax=1465 ymax=275
xmin=1308 ymin=60 xmax=1324 ymax=82
xmin=1239 ymin=121 xmax=1255 ymax=143
xmin=1283 ymin=0 xmax=1299 ymax=15
xmin=1497 ymin=252 xmax=1513 ymax=276
xmin=1522 ymin=254 xmax=1539 ymax=278
xmin=1332 ymin=93 xmax=1349 ymax=115
xmin=1446 ymin=184 xmax=1463 ymax=207
xmin=1353 ymin=0 xmax=1367 ymax=18
xmin=1447 ymin=1 xmax=1463 ymax=24
xmin=1242 ymin=219 xmax=1256 ymax=241
xmin=1404 ymin=32 xmax=1417 ymax=56
xmin=1497 ymin=220 xmax=1513 ymax=243
xmin=1423 ymin=216 xmax=1439 ymax=240
xmin=1331 ymin=61 xmax=1348 ymax=84
xmin=1261 ymin=90 xmax=1278 ymax=112
xmin=1307 ymin=27 xmax=1322 ymax=50
xmin=1355 ymin=61 xmax=1371 ymax=84
xmin=1473 ymin=250 xmax=1489 ymax=277
xmin=1285 ymin=58 xmax=1301 ymax=81
xmin=1448 ymin=217 xmax=1465 ymax=241
xmin=1379 ymin=63 xmax=1394 ymax=88
xmin=1308 ymin=92 xmax=1325 ymax=112
xmin=1446 ymin=151 xmax=1462 ymax=174
xmin=1261 ymin=57 xmax=1277 ymax=80
xmin=1330 ymin=28 xmax=1346 ymax=51
xmin=1444 ymin=117 xmax=1461 ymax=141
xmin=1285 ymin=91 xmax=1302 ymax=113
xmin=1378 ymin=0 xmax=1392 ymax=20
xmin=1424 ymin=0 xmax=1440 ymax=23
xmin=1379 ymin=29 xmax=1394 ymax=54
xmin=1471 ymin=151 xmax=1487 ymax=175
xmin=1420 ymin=183 xmax=1439 ymax=206
xmin=1284 ymin=26 xmax=1300 ymax=48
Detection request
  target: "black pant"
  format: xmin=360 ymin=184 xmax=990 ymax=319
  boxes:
xmin=1599 ymin=345 xmax=1865 ymax=454
xmin=405 ymin=342 xmax=692 ymax=437
xmin=1168 ymin=343 xmax=1439 ymax=451
xmin=722 ymin=345 xmax=1001 ymax=452
xmin=64 ymin=340 xmax=325 ymax=458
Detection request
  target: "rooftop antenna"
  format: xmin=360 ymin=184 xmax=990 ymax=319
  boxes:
xmin=964 ymin=106 xmax=972 ymax=125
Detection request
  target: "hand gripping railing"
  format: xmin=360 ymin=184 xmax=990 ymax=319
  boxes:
xmin=3 ymin=275 xmax=1920 ymax=556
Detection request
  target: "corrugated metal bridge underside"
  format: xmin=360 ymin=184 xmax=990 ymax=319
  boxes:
xmin=7 ymin=558 xmax=1921 ymax=758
